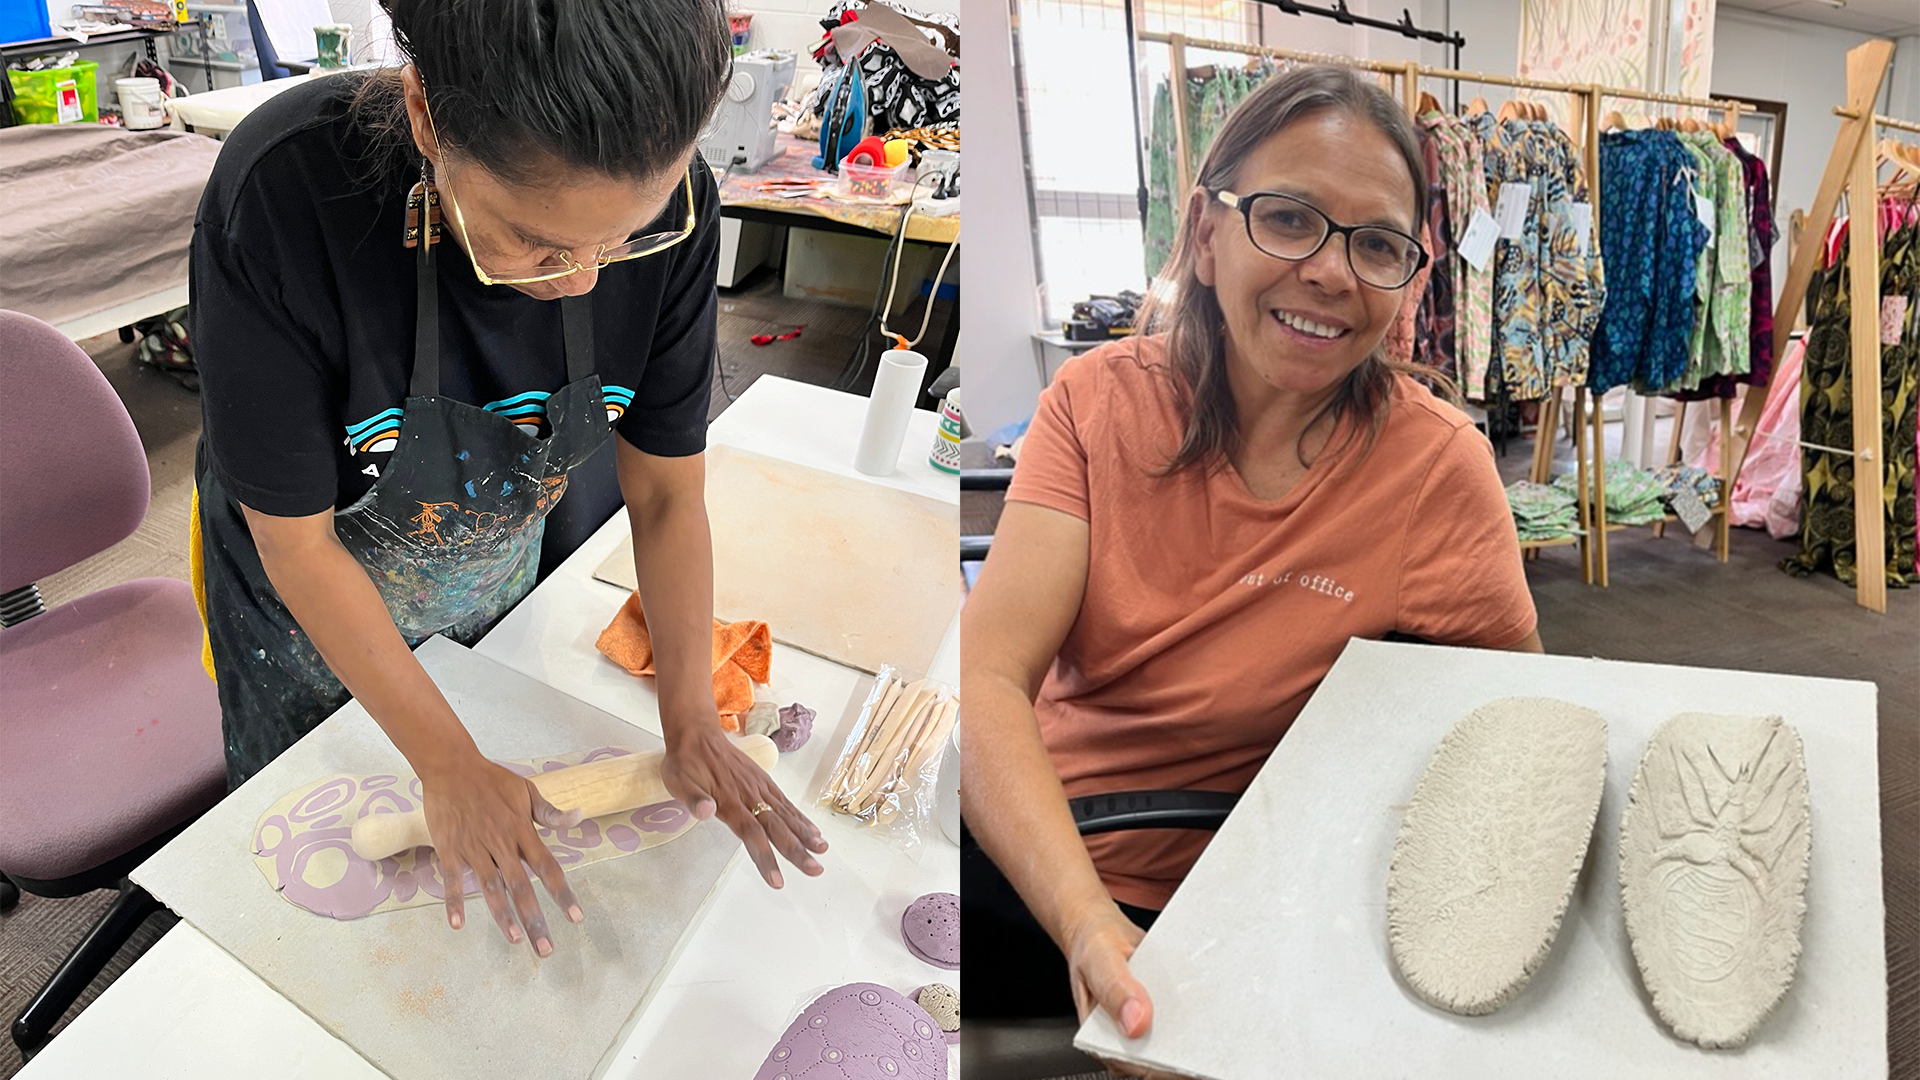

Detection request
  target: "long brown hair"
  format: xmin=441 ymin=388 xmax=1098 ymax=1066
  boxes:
xmin=1142 ymin=64 xmax=1453 ymax=476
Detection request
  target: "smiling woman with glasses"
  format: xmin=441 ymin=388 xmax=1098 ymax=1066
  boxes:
xmin=186 ymin=0 xmax=827 ymax=965
xmin=963 ymin=65 xmax=1543 ymax=1056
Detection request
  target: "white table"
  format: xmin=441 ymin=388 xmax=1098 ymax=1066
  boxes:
xmin=20 ymin=376 xmax=960 ymax=1078
xmin=165 ymin=67 xmax=364 ymax=136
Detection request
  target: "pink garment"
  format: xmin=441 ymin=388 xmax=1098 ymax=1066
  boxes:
xmin=1697 ymin=336 xmax=1806 ymax=539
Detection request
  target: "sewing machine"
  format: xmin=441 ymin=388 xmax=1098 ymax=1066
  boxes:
xmin=699 ymin=49 xmax=795 ymax=174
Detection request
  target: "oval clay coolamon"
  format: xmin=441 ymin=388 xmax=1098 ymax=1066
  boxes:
xmin=1620 ymin=712 xmax=1810 ymax=1049
xmin=1387 ymin=696 xmax=1608 ymax=1015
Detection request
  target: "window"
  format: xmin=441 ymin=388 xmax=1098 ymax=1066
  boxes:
xmin=1014 ymin=0 xmax=1259 ymax=323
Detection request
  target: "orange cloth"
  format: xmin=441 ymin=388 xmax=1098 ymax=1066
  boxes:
xmin=595 ymin=592 xmax=772 ymax=732
xmin=1008 ymin=336 xmax=1536 ymax=910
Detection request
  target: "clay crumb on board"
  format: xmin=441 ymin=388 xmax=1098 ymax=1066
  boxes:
xmin=396 ymin=985 xmax=447 ymax=1017
xmin=371 ymin=944 xmax=403 ymax=966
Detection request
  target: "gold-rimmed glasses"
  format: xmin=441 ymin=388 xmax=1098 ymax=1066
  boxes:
xmin=423 ymin=95 xmax=696 ymax=286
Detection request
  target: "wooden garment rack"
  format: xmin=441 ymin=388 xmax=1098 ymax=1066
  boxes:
xmin=1724 ymin=40 xmax=1902 ymax=613
xmin=1140 ymin=32 xmax=1759 ymax=588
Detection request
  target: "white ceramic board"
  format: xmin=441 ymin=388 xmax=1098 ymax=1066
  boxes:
xmin=1074 ymin=639 xmax=1886 ymax=1080
xmin=131 ymin=636 xmax=742 ymax=1080
xmin=593 ymin=443 xmax=959 ymax=676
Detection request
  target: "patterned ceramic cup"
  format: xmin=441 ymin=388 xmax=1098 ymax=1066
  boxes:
xmin=930 ymin=388 xmax=961 ymax=474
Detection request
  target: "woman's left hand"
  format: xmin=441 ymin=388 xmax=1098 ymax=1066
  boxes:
xmin=661 ymin=720 xmax=828 ymax=888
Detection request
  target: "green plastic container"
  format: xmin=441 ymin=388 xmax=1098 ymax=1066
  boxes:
xmin=7 ymin=61 xmax=101 ymax=125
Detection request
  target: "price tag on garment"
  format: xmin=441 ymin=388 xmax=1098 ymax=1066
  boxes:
xmin=1495 ymin=183 xmax=1532 ymax=239
xmin=1882 ymin=296 xmax=1909 ymax=346
xmin=1694 ymin=192 xmax=1716 ymax=241
xmin=1670 ymin=486 xmax=1713 ymax=534
xmin=1458 ymin=208 xmax=1501 ymax=271
xmin=1568 ymin=202 xmax=1593 ymax=257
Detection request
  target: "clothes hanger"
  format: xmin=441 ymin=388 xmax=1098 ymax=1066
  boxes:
xmin=1603 ymin=108 xmax=1628 ymax=132
xmin=1418 ymin=89 xmax=1441 ymax=116
xmin=1469 ymin=95 xmax=1489 ymax=115
xmin=1496 ymin=97 xmax=1523 ymax=122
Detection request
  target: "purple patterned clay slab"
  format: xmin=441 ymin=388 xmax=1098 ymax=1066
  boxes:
xmin=252 ymin=747 xmax=700 ymax=919
xmin=902 ymin=892 xmax=959 ymax=969
xmin=754 ymin=982 xmax=947 ymax=1080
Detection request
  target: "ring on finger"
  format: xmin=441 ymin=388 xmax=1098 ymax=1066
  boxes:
xmin=750 ymin=801 xmax=772 ymax=816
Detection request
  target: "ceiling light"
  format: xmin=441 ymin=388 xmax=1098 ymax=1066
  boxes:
xmin=1804 ymin=0 xmax=1848 ymax=9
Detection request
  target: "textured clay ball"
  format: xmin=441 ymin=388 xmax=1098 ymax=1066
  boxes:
xmin=913 ymin=984 xmax=960 ymax=1044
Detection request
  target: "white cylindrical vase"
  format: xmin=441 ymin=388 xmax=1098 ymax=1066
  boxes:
xmin=853 ymin=349 xmax=927 ymax=476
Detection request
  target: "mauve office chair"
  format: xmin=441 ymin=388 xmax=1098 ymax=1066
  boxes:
xmin=0 ymin=310 xmax=226 ymax=1061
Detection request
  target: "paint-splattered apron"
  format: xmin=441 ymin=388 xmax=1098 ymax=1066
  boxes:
xmin=197 ymin=238 xmax=611 ymax=787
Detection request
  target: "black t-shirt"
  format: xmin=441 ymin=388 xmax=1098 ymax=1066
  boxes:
xmin=190 ymin=74 xmax=717 ymax=518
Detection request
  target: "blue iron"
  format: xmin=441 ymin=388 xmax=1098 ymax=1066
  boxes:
xmin=813 ymin=61 xmax=868 ymax=172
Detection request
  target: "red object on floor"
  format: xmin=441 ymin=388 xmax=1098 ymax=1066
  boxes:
xmin=750 ymin=324 xmax=806 ymax=346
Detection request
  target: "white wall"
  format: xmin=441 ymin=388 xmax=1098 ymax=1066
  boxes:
xmin=957 ymin=0 xmax=1042 ymax=442
xmin=1712 ymin=9 xmax=1918 ymax=303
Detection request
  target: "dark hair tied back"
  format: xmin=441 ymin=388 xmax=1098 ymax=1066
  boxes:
xmin=359 ymin=0 xmax=732 ymax=187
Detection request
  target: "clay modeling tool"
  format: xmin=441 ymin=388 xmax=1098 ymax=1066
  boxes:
xmin=351 ymin=734 xmax=779 ymax=860
xmin=833 ymin=676 xmax=914 ymax=799
xmin=843 ymin=685 xmax=934 ymax=808
xmin=856 ymin=693 xmax=945 ymax=815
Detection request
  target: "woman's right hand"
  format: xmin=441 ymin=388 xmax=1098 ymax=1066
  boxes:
xmin=1068 ymin=905 xmax=1187 ymax=1080
xmin=418 ymin=753 xmax=585 ymax=957
xmin=1066 ymin=904 xmax=1154 ymax=1038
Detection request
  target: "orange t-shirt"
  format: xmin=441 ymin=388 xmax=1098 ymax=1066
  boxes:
xmin=1007 ymin=336 xmax=1536 ymax=910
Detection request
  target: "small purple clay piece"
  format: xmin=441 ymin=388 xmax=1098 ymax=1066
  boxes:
xmin=773 ymin=702 xmax=816 ymax=753
xmin=752 ymin=981 xmax=946 ymax=1080
xmin=912 ymin=984 xmax=960 ymax=1045
xmin=901 ymin=892 xmax=959 ymax=970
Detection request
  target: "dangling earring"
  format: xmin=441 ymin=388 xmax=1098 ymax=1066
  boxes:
xmin=403 ymin=158 xmax=442 ymax=249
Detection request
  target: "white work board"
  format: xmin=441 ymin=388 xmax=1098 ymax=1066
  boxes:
xmin=1075 ymin=639 xmax=1886 ymax=1080
xmin=593 ymin=444 xmax=959 ymax=676
xmin=130 ymin=636 xmax=742 ymax=1080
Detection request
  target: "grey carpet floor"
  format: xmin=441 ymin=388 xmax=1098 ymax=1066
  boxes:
xmin=0 ymin=269 xmax=949 ymax=1076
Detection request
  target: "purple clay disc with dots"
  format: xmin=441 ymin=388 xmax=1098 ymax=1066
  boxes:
xmin=752 ymin=982 xmax=946 ymax=1079
xmin=901 ymin=891 xmax=959 ymax=969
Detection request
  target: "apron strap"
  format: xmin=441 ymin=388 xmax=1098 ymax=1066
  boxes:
xmin=561 ymin=295 xmax=594 ymax=384
xmin=411 ymin=235 xmax=440 ymax=398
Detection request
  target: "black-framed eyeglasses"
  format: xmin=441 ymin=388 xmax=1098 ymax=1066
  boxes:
xmin=1214 ymin=190 xmax=1429 ymax=290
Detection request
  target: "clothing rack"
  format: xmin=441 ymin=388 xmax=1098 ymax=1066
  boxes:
xmin=1725 ymin=40 xmax=1901 ymax=612
xmin=1143 ymin=35 xmax=1771 ymax=587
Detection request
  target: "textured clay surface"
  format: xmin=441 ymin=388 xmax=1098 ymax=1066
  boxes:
xmin=1387 ymin=696 xmax=1608 ymax=1015
xmin=902 ymin=892 xmax=960 ymax=969
xmin=1620 ymin=712 xmax=1810 ymax=1049
xmin=913 ymin=983 xmax=961 ymax=1044
xmin=752 ymin=982 xmax=947 ymax=1079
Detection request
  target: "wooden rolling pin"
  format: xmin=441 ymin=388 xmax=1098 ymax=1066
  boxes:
xmin=349 ymin=735 xmax=779 ymax=860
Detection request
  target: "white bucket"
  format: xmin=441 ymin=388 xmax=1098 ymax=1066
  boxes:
xmin=115 ymin=77 xmax=164 ymax=130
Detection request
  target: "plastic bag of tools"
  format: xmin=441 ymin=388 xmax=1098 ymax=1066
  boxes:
xmin=818 ymin=664 xmax=958 ymax=859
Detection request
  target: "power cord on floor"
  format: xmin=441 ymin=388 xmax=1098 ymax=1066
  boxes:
xmin=713 ymin=342 xmax=737 ymax=403
xmin=831 ymin=174 xmax=944 ymax=393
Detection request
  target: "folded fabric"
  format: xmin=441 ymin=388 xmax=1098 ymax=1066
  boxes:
xmin=595 ymin=592 xmax=771 ymax=732
xmin=1556 ymin=461 xmax=1668 ymax=526
xmin=1651 ymin=464 xmax=1722 ymax=508
xmin=1506 ymin=480 xmax=1580 ymax=542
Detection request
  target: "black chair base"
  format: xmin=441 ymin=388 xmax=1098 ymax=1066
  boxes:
xmin=11 ymin=880 xmax=164 ymax=1061
xmin=0 ymin=872 xmax=18 ymax=911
